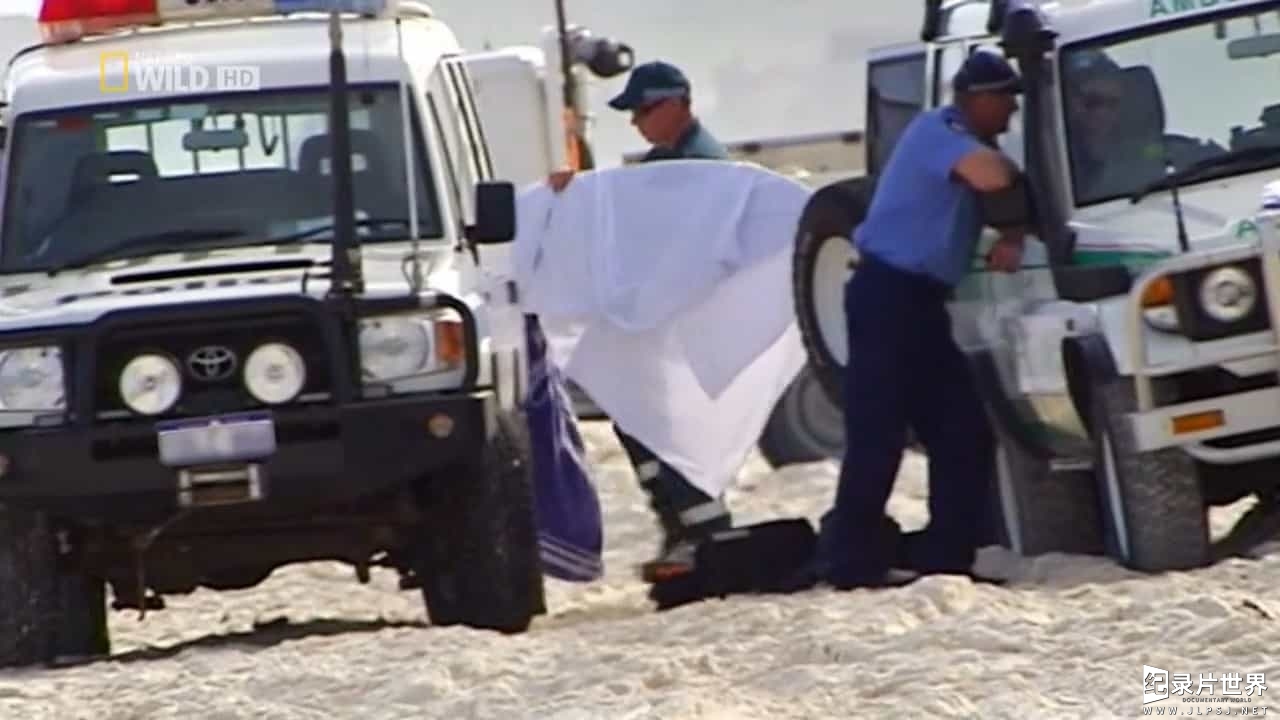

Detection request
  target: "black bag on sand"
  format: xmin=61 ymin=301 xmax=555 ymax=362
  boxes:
xmin=648 ymin=518 xmax=819 ymax=611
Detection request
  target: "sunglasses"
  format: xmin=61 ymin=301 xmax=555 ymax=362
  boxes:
xmin=633 ymin=99 xmax=669 ymax=118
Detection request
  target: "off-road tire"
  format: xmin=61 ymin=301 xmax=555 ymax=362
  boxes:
xmin=417 ymin=411 xmax=546 ymax=633
xmin=757 ymin=363 xmax=844 ymax=468
xmin=0 ymin=506 xmax=108 ymax=669
xmin=991 ymin=426 xmax=1105 ymax=557
xmin=1091 ymin=380 xmax=1210 ymax=572
xmin=791 ymin=177 xmax=875 ymax=407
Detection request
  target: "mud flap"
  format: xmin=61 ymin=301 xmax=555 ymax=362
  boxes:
xmin=648 ymin=518 xmax=817 ymax=611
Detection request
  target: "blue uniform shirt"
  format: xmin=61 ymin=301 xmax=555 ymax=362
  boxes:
xmin=853 ymin=105 xmax=987 ymax=287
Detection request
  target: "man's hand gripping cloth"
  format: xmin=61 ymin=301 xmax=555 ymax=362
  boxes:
xmin=512 ymin=160 xmax=813 ymax=499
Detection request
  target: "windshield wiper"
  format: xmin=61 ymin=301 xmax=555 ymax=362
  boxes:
xmin=253 ymin=218 xmax=412 ymax=247
xmin=1130 ymin=144 xmax=1280 ymax=205
xmin=50 ymin=228 xmax=251 ymax=275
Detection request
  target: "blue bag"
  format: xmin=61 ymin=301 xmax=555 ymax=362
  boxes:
xmin=523 ymin=315 xmax=604 ymax=582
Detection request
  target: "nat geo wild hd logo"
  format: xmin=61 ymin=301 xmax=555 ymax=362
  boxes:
xmin=1144 ymin=665 xmax=1269 ymax=711
xmin=98 ymin=51 xmax=260 ymax=94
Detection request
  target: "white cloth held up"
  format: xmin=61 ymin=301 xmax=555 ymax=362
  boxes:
xmin=511 ymin=160 xmax=812 ymax=497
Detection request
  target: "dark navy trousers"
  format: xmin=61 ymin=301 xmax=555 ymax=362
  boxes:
xmin=816 ymin=253 xmax=997 ymax=587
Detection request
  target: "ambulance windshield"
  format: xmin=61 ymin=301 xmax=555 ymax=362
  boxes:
xmin=0 ymin=84 xmax=443 ymax=273
xmin=1061 ymin=5 xmax=1280 ymax=207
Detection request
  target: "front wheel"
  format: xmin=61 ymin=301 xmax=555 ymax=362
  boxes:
xmin=0 ymin=507 xmax=109 ymax=669
xmin=1090 ymin=380 xmax=1210 ymax=572
xmin=415 ymin=412 xmax=546 ymax=633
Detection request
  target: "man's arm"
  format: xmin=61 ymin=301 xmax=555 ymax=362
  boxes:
xmin=952 ymin=146 xmax=1018 ymax=192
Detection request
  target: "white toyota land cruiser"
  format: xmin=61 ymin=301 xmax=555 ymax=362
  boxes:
xmin=0 ymin=0 xmax=631 ymax=668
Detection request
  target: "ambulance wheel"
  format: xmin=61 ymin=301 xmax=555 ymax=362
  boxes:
xmin=0 ymin=506 xmax=109 ymax=669
xmin=757 ymin=364 xmax=844 ymax=467
xmin=416 ymin=411 xmax=546 ymax=633
xmin=1090 ymin=380 xmax=1211 ymax=572
xmin=792 ymin=177 xmax=875 ymax=407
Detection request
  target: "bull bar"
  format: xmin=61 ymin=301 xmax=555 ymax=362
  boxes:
xmin=1125 ymin=208 xmax=1280 ymax=464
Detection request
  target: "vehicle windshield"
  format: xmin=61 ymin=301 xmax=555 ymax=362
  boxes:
xmin=1061 ymin=6 xmax=1280 ymax=206
xmin=0 ymin=84 xmax=443 ymax=273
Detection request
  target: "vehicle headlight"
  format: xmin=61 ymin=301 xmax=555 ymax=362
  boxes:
xmin=359 ymin=313 xmax=464 ymax=381
xmin=0 ymin=346 xmax=66 ymax=411
xmin=118 ymin=352 xmax=181 ymax=415
xmin=244 ymin=342 xmax=306 ymax=404
xmin=1199 ymin=265 xmax=1257 ymax=323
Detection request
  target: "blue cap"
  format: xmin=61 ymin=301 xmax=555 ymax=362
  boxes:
xmin=607 ymin=61 xmax=690 ymax=111
xmin=952 ymin=50 xmax=1023 ymax=94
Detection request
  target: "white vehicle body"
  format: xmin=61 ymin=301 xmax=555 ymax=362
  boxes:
xmin=791 ymin=0 xmax=1280 ymax=570
xmin=931 ymin=0 xmax=1280 ymax=463
xmin=0 ymin=0 xmax=633 ymax=663
xmin=0 ymin=3 xmax=598 ymax=418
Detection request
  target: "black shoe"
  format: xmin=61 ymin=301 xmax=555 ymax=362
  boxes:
xmin=647 ymin=519 xmax=818 ymax=610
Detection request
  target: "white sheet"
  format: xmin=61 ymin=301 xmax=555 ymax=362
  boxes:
xmin=510 ymin=161 xmax=812 ymax=497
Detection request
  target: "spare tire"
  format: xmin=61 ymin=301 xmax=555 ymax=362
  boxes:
xmin=792 ymin=176 xmax=876 ymax=407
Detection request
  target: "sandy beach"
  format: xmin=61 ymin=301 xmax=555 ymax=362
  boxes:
xmin=0 ymin=420 xmax=1275 ymax=719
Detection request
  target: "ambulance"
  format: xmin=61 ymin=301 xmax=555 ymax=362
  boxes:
xmin=0 ymin=0 xmax=631 ymax=668
xmin=792 ymin=0 xmax=1280 ymax=575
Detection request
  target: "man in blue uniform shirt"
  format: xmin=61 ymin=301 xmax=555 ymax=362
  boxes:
xmin=814 ymin=50 xmax=1030 ymax=589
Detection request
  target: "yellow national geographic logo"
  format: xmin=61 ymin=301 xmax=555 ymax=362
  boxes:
xmin=99 ymin=50 xmax=130 ymax=93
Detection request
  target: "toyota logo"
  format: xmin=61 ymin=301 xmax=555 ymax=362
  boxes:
xmin=187 ymin=345 xmax=238 ymax=382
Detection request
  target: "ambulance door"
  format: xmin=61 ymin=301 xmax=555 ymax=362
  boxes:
xmin=949 ymin=38 xmax=1090 ymax=454
xmin=435 ymin=55 xmax=495 ymax=228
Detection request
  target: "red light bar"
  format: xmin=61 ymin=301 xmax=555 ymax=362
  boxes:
xmin=38 ymin=0 xmax=159 ymax=44
xmin=38 ymin=0 xmax=394 ymax=44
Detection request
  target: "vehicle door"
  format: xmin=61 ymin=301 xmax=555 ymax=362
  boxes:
xmin=933 ymin=6 xmax=1090 ymax=453
xmin=434 ymin=56 xmax=495 ymax=228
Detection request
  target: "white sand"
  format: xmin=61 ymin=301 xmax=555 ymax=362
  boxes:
xmin=2 ymin=420 xmax=1276 ymax=719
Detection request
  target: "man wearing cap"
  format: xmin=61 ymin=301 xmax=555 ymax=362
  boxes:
xmin=548 ymin=60 xmax=727 ymax=192
xmin=546 ymin=60 xmax=734 ymax=580
xmin=813 ymin=49 xmax=1030 ymax=590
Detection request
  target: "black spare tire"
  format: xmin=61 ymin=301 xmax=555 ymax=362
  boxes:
xmin=792 ymin=176 xmax=875 ymax=407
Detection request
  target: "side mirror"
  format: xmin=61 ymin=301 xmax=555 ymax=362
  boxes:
xmin=467 ymin=180 xmax=516 ymax=245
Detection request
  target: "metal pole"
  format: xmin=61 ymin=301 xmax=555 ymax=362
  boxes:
xmin=552 ymin=0 xmax=581 ymax=169
xmin=327 ymin=8 xmax=362 ymax=297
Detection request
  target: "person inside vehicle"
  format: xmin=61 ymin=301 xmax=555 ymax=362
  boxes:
xmin=1063 ymin=51 xmax=1129 ymax=201
xmin=546 ymin=59 xmax=734 ymax=581
xmin=1063 ymin=51 xmax=1178 ymax=202
xmin=813 ymin=49 xmax=1029 ymax=590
